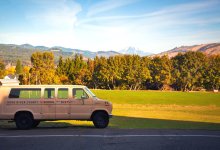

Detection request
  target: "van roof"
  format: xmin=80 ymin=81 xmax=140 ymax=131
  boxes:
xmin=0 ymin=85 xmax=86 ymax=88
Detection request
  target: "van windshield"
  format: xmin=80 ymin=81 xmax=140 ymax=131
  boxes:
xmin=85 ymin=87 xmax=96 ymax=97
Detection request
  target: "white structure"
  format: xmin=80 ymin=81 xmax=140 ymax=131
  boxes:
xmin=0 ymin=74 xmax=20 ymax=86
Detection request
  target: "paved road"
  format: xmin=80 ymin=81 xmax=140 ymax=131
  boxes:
xmin=0 ymin=128 xmax=220 ymax=150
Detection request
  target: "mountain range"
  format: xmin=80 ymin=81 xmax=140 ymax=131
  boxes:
xmin=18 ymin=44 xmax=121 ymax=58
xmin=0 ymin=44 xmax=121 ymax=65
xmin=0 ymin=43 xmax=219 ymax=65
xmin=154 ymin=43 xmax=220 ymax=58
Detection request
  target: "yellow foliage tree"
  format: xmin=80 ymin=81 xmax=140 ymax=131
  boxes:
xmin=5 ymin=66 xmax=16 ymax=75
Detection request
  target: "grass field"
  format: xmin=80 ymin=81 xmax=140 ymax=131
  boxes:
xmin=1 ymin=90 xmax=220 ymax=129
xmin=93 ymin=90 xmax=220 ymax=106
xmin=63 ymin=90 xmax=220 ymax=129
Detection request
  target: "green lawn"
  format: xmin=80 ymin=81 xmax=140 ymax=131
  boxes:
xmin=1 ymin=90 xmax=220 ymax=130
xmin=40 ymin=90 xmax=220 ymax=129
xmin=92 ymin=90 xmax=220 ymax=106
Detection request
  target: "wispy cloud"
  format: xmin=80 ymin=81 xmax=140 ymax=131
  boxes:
xmin=1 ymin=0 xmax=82 ymax=48
xmin=27 ymin=0 xmax=82 ymax=30
xmin=1 ymin=0 xmax=220 ymax=52
xmin=78 ymin=0 xmax=219 ymax=26
xmin=87 ymin=0 xmax=139 ymax=17
xmin=74 ymin=0 xmax=220 ymax=52
xmin=0 ymin=30 xmax=79 ymax=48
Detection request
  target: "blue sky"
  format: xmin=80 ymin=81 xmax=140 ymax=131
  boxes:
xmin=0 ymin=0 xmax=220 ymax=53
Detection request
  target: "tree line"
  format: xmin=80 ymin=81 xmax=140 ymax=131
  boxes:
xmin=0 ymin=51 xmax=219 ymax=91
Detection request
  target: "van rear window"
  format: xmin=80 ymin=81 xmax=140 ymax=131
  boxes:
xmin=9 ymin=88 xmax=41 ymax=99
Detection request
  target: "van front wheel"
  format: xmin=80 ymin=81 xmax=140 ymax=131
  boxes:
xmin=92 ymin=112 xmax=109 ymax=128
xmin=15 ymin=112 xmax=34 ymax=130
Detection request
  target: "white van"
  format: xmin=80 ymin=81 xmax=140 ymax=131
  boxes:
xmin=0 ymin=85 xmax=113 ymax=129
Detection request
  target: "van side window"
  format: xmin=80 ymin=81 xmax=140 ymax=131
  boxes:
xmin=72 ymin=88 xmax=88 ymax=99
xmin=44 ymin=88 xmax=55 ymax=99
xmin=58 ymin=88 xmax=68 ymax=99
xmin=9 ymin=88 xmax=41 ymax=99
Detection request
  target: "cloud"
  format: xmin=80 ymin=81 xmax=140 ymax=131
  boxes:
xmin=79 ymin=0 xmax=219 ymax=26
xmin=1 ymin=0 xmax=82 ymax=48
xmin=74 ymin=0 xmax=220 ymax=52
xmin=0 ymin=31 xmax=78 ymax=48
xmin=26 ymin=0 xmax=82 ymax=30
xmin=87 ymin=0 xmax=139 ymax=17
xmin=1 ymin=0 xmax=220 ymax=53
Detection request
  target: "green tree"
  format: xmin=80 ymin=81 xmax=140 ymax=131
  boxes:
xmin=119 ymin=55 xmax=151 ymax=90
xmin=148 ymin=55 xmax=172 ymax=90
xmin=56 ymin=54 xmax=88 ymax=85
xmin=15 ymin=59 xmax=23 ymax=75
xmin=203 ymin=55 xmax=220 ymax=90
xmin=92 ymin=56 xmax=110 ymax=89
xmin=84 ymin=58 xmax=95 ymax=88
xmin=56 ymin=56 xmax=69 ymax=84
xmin=73 ymin=54 xmax=87 ymax=85
xmin=30 ymin=51 xmax=220 ymax=91
xmin=107 ymin=56 xmax=123 ymax=89
xmin=56 ymin=56 xmax=65 ymax=75
xmin=171 ymin=52 xmax=206 ymax=91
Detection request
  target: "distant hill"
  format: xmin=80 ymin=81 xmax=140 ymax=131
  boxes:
xmin=0 ymin=44 xmax=73 ymax=65
xmin=0 ymin=44 xmax=120 ymax=65
xmin=154 ymin=43 xmax=220 ymax=58
xmin=18 ymin=44 xmax=121 ymax=58
xmin=119 ymin=46 xmax=153 ymax=56
xmin=1 ymin=43 xmax=219 ymax=65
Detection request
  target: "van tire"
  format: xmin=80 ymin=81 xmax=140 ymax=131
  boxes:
xmin=92 ymin=112 xmax=109 ymax=128
xmin=32 ymin=120 xmax=40 ymax=128
xmin=15 ymin=112 xmax=34 ymax=130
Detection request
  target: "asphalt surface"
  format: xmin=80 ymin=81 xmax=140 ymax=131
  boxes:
xmin=0 ymin=127 xmax=220 ymax=150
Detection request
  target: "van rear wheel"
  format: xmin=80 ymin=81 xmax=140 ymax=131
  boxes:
xmin=92 ymin=112 xmax=109 ymax=128
xmin=15 ymin=112 xmax=34 ymax=130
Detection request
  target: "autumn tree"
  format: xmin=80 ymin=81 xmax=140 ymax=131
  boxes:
xmin=0 ymin=59 xmax=5 ymax=78
xmin=5 ymin=66 xmax=15 ymax=75
xmin=30 ymin=52 xmax=60 ymax=84
xmin=19 ymin=66 xmax=31 ymax=85
xmin=24 ymin=51 xmax=220 ymax=91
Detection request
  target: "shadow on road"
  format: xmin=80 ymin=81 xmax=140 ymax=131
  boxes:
xmin=110 ymin=116 xmax=220 ymax=130
xmin=0 ymin=116 xmax=220 ymax=130
xmin=0 ymin=120 xmax=94 ymax=130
